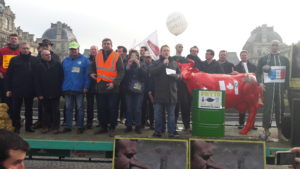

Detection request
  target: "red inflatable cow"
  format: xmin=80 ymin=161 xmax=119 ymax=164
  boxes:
xmin=178 ymin=60 xmax=263 ymax=135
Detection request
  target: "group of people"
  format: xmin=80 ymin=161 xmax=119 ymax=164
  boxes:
xmin=0 ymin=33 xmax=290 ymax=140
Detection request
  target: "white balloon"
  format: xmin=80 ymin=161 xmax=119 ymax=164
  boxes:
xmin=166 ymin=12 xmax=188 ymax=36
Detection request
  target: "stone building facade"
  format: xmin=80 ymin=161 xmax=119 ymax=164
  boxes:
xmin=37 ymin=21 xmax=77 ymax=60
xmin=0 ymin=0 xmax=38 ymax=55
xmin=242 ymin=24 xmax=291 ymax=65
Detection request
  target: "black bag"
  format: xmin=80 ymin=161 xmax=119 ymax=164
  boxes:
xmin=129 ymin=80 xmax=144 ymax=94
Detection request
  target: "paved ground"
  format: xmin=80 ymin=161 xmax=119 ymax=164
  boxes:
xmin=24 ymin=160 xmax=290 ymax=169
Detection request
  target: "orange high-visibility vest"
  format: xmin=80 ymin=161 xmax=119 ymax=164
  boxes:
xmin=96 ymin=50 xmax=119 ymax=83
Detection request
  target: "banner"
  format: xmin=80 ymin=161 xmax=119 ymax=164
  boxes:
xmin=136 ymin=31 xmax=160 ymax=60
xmin=263 ymin=66 xmax=286 ymax=83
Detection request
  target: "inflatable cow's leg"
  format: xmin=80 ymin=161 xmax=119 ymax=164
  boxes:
xmin=240 ymin=106 xmax=257 ymax=135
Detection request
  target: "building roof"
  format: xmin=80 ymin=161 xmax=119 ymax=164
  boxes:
xmin=42 ymin=21 xmax=76 ymax=41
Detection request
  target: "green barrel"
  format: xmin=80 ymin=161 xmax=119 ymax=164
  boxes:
xmin=192 ymin=89 xmax=225 ymax=137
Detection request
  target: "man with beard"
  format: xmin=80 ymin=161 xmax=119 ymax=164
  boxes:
xmin=0 ymin=34 xmax=19 ymax=121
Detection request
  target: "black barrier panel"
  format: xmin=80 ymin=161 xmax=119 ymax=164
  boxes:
xmin=291 ymin=98 xmax=300 ymax=146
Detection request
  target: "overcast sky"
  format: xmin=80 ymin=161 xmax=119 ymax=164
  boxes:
xmin=5 ymin=0 xmax=300 ymax=58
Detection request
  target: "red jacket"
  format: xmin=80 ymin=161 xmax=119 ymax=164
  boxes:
xmin=0 ymin=47 xmax=20 ymax=76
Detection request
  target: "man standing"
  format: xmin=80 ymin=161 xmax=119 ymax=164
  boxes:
xmin=139 ymin=46 xmax=148 ymax=62
xmin=202 ymin=49 xmax=224 ymax=74
xmin=6 ymin=42 xmax=39 ymax=134
xmin=257 ymin=40 xmax=290 ymax=141
xmin=141 ymin=51 xmax=154 ymax=129
xmin=117 ymin=46 xmax=128 ymax=124
xmin=186 ymin=46 xmax=202 ymax=71
xmin=150 ymin=45 xmax=181 ymax=137
xmin=173 ymin=44 xmax=191 ymax=132
xmin=0 ymin=34 xmax=19 ymax=120
xmin=233 ymin=50 xmax=257 ymax=129
xmin=90 ymin=38 xmax=124 ymax=137
xmin=35 ymin=49 xmax=63 ymax=134
xmin=86 ymin=45 xmax=98 ymax=129
xmin=37 ymin=39 xmax=60 ymax=62
xmin=62 ymin=41 xmax=90 ymax=134
xmin=33 ymin=39 xmax=61 ymax=129
xmin=0 ymin=129 xmax=30 ymax=169
xmin=218 ymin=50 xmax=234 ymax=74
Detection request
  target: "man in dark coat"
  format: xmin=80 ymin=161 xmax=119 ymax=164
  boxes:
xmin=35 ymin=49 xmax=63 ymax=134
xmin=150 ymin=45 xmax=181 ymax=137
xmin=186 ymin=46 xmax=203 ymax=71
xmin=5 ymin=42 xmax=40 ymax=133
xmin=232 ymin=50 xmax=257 ymax=129
xmin=202 ymin=49 xmax=224 ymax=74
xmin=33 ymin=38 xmax=61 ymax=129
xmin=257 ymin=40 xmax=290 ymax=141
xmin=218 ymin=50 xmax=234 ymax=74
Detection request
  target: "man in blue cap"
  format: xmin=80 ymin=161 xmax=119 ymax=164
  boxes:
xmin=61 ymin=41 xmax=90 ymax=134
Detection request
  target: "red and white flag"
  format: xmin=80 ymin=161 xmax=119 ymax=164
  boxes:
xmin=137 ymin=31 xmax=160 ymax=60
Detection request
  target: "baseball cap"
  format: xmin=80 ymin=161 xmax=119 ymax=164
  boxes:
xmin=69 ymin=41 xmax=80 ymax=49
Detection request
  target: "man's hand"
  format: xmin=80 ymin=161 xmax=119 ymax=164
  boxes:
xmin=148 ymin=91 xmax=154 ymax=103
xmin=90 ymin=73 xmax=97 ymax=80
xmin=115 ymin=154 xmax=130 ymax=169
xmin=288 ymin=147 xmax=300 ymax=169
xmin=0 ymin=72 xmax=4 ymax=79
xmin=134 ymin=59 xmax=140 ymax=67
xmin=38 ymin=96 xmax=44 ymax=100
xmin=107 ymin=83 xmax=114 ymax=90
xmin=163 ymin=59 xmax=169 ymax=65
xmin=6 ymin=91 xmax=12 ymax=97
xmin=130 ymin=156 xmax=154 ymax=169
xmin=83 ymin=88 xmax=88 ymax=93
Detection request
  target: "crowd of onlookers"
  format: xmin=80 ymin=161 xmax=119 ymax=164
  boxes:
xmin=0 ymin=33 xmax=275 ymax=138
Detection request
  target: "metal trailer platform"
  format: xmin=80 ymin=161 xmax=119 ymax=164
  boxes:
xmin=20 ymin=124 xmax=291 ymax=165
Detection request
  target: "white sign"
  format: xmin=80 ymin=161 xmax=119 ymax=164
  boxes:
xmin=166 ymin=68 xmax=176 ymax=75
xmin=198 ymin=91 xmax=223 ymax=109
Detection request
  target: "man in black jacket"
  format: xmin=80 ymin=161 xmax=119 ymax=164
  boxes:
xmin=186 ymin=46 xmax=203 ymax=71
xmin=232 ymin=50 xmax=257 ymax=129
xmin=202 ymin=49 xmax=224 ymax=74
xmin=6 ymin=42 xmax=39 ymax=134
xmin=218 ymin=50 xmax=234 ymax=74
xmin=35 ymin=49 xmax=63 ymax=134
xmin=33 ymin=39 xmax=61 ymax=129
xmin=150 ymin=45 xmax=181 ymax=137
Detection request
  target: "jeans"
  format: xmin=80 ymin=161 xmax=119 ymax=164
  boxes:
xmin=65 ymin=94 xmax=84 ymax=129
xmin=97 ymin=93 xmax=119 ymax=130
xmin=126 ymin=94 xmax=143 ymax=127
xmin=154 ymin=103 xmax=176 ymax=136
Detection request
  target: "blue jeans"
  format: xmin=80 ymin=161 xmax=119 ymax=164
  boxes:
xmin=126 ymin=94 xmax=143 ymax=127
xmin=97 ymin=93 xmax=119 ymax=130
xmin=65 ymin=94 xmax=84 ymax=129
xmin=154 ymin=103 xmax=176 ymax=136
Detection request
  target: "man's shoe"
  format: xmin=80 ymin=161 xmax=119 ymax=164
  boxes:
xmin=77 ymin=128 xmax=84 ymax=134
xmin=252 ymin=126 xmax=258 ymax=130
xmin=152 ymin=133 xmax=162 ymax=138
xmin=124 ymin=126 xmax=132 ymax=133
xmin=86 ymin=124 xmax=93 ymax=129
xmin=25 ymin=128 xmax=35 ymax=133
xmin=94 ymin=128 xmax=107 ymax=135
xmin=14 ymin=128 xmax=20 ymax=134
xmin=173 ymin=131 xmax=179 ymax=136
xmin=53 ymin=129 xmax=60 ymax=134
xmin=238 ymin=124 xmax=244 ymax=129
xmin=62 ymin=128 xmax=72 ymax=133
xmin=41 ymin=128 xmax=49 ymax=134
xmin=135 ymin=126 xmax=142 ymax=134
xmin=108 ymin=129 xmax=115 ymax=137
xmin=32 ymin=121 xmax=42 ymax=129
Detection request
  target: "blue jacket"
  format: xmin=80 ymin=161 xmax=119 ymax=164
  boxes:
xmin=62 ymin=54 xmax=90 ymax=92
